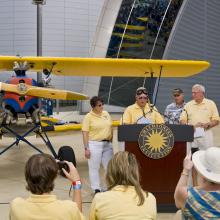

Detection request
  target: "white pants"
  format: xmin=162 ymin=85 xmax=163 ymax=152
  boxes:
xmin=88 ymin=141 xmax=113 ymax=191
xmin=187 ymin=129 xmax=214 ymax=153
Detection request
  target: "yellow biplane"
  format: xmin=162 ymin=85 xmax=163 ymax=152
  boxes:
xmin=0 ymin=56 xmax=210 ymax=157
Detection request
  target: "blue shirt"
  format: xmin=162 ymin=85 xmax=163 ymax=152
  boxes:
xmin=182 ymin=187 xmax=220 ymax=220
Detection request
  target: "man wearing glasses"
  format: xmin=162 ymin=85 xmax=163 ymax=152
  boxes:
xmin=164 ymin=88 xmax=185 ymax=124
xmin=122 ymin=87 xmax=164 ymax=124
xmin=179 ymin=84 xmax=219 ymax=185
xmin=180 ymin=84 xmax=219 ymax=152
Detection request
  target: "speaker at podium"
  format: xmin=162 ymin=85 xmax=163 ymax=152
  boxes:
xmin=118 ymin=124 xmax=194 ymax=212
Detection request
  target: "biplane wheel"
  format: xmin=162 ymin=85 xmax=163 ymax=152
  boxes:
xmin=57 ymin=145 xmax=76 ymax=177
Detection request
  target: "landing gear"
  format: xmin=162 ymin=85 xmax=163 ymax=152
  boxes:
xmin=0 ymin=123 xmax=76 ymax=178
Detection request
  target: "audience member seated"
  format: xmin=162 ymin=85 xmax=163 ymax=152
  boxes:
xmin=10 ymin=154 xmax=84 ymax=220
xmin=174 ymin=147 xmax=220 ymax=219
xmin=89 ymin=151 xmax=157 ymax=220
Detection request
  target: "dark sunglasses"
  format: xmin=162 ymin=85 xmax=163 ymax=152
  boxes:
xmin=173 ymin=94 xmax=180 ymax=97
xmin=138 ymin=96 xmax=148 ymax=100
xmin=97 ymin=103 xmax=104 ymax=107
xmin=136 ymin=90 xmax=148 ymax=96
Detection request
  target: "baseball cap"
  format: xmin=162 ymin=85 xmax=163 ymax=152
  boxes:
xmin=172 ymin=88 xmax=183 ymax=96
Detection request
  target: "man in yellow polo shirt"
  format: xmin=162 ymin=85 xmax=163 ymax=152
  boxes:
xmin=180 ymin=84 xmax=219 ymax=152
xmin=122 ymin=87 xmax=164 ymax=124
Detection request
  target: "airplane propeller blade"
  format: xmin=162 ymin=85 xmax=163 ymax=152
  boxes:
xmin=0 ymin=82 xmax=89 ymax=100
xmin=26 ymin=87 xmax=89 ymax=100
xmin=0 ymin=82 xmax=18 ymax=94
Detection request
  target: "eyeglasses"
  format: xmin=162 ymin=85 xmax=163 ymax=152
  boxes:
xmin=136 ymin=90 xmax=148 ymax=96
xmin=97 ymin=103 xmax=104 ymax=107
xmin=138 ymin=96 xmax=147 ymax=100
xmin=173 ymin=94 xmax=180 ymax=97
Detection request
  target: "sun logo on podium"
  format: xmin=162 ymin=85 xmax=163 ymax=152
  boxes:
xmin=138 ymin=124 xmax=174 ymax=159
xmin=145 ymin=130 xmax=168 ymax=152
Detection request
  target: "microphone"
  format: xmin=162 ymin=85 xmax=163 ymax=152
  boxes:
xmin=183 ymin=109 xmax=189 ymax=125
xmin=121 ymin=111 xmax=124 ymax=125
xmin=136 ymin=107 xmax=151 ymax=124
xmin=142 ymin=104 xmax=163 ymax=124
xmin=148 ymin=104 xmax=164 ymax=116
xmin=142 ymin=108 xmax=146 ymax=117
xmin=148 ymin=104 xmax=170 ymax=124
xmin=149 ymin=104 xmax=154 ymax=113
xmin=164 ymin=113 xmax=173 ymax=124
xmin=120 ymin=107 xmax=127 ymax=125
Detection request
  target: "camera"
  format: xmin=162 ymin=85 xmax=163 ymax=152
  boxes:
xmin=57 ymin=161 xmax=70 ymax=173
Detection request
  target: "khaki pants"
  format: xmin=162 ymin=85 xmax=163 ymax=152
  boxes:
xmin=187 ymin=129 xmax=213 ymax=153
xmin=187 ymin=129 xmax=214 ymax=186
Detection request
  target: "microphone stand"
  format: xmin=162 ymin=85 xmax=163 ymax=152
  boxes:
xmin=142 ymin=108 xmax=146 ymax=117
xmin=147 ymin=104 xmax=166 ymax=124
xmin=149 ymin=104 xmax=163 ymax=115
xmin=121 ymin=112 xmax=124 ymax=125
xmin=183 ymin=109 xmax=189 ymax=125
xmin=164 ymin=114 xmax=175 ymax=124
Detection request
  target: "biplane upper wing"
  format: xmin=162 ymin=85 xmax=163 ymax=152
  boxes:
xmin=0 ymin=56 xmax=210 ymax=77
xmin=0 ymin=82 xmax=89 ymax=100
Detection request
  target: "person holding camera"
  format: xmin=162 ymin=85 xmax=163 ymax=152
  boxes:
xmin=82 ymin=96 xmax=113 ymax=194
xmin=9 ymin=154 xmax=84 ymax=220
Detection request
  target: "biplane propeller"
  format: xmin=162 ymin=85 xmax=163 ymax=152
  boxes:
xmin=0 ymin=59 xmax=89 ymax=126
xmin=0 ymin=81 xmax=89 ymax=101
xmin=0 ymin=56 xmax=210 ymax=157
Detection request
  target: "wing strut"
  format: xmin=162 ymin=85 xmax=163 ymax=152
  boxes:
xmin=153 ymin=65 xmax=163 ymax=106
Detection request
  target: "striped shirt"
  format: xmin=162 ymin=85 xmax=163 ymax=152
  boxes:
xmin=182 ymin=187 xmax=220 ymax=219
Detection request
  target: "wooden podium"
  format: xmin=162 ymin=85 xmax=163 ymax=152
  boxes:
xmin=118 ymin=124 xmax=194 ymax=212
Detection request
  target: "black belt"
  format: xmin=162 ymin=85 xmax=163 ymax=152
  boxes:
xmin=101 ymin=139 xmax=110 ymax=142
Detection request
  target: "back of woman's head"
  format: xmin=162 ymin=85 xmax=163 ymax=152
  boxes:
xmin=106 ymin=151 xmax=146 ymax=205
xmin=25 ymin=154 xmax=58 ymax=194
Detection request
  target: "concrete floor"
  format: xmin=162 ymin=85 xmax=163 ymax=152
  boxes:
xmin=0 ymin=122 xmax=220 ymax=220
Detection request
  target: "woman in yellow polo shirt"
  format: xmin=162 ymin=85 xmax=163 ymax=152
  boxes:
xmin=89 ymin=151 xmax=157 ymax=220
xmin=82 ymin=96 xmax=113 ymax=194
xmin=10 ymin=154 xmax=84 ymax=220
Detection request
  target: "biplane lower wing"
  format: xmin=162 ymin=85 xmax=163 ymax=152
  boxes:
xmin=0 ymin=82 xmax=89 ymax=100
xmin=41 ymin=117 xmax=120 ymax=132
xmin=0 ymin=56 xmax=210 ymax=77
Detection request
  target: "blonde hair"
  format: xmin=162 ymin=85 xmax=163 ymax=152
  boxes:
xmin=106 ymin=151 xmax=146 ymax=206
